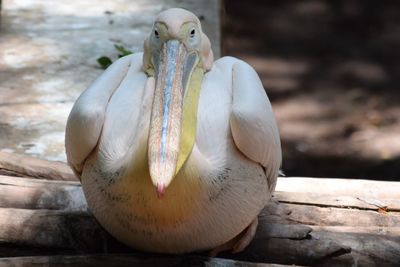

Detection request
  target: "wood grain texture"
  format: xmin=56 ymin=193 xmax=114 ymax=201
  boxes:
xmin=0 ymin=152 xmax=77 ymax=181
xmin=276 ymin=177 xmax=400 ymax=198
xmin=0 ymin=254 xmax=293 ymax=267
xmin=0 ymin=193 xmax=397 ymax=266
xmin=0 ymin=176 xmax=84 ymax=211
xmin=0 ymin=154 xmax=399 ymax=266
xmin=274 ymin=191 xmax=400 ymax=211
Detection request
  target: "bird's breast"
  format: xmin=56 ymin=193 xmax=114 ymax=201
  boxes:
xmin=80 ymin=62 xmax=270 ymax=252
xmin=82 ymin=142 xmax=205 ymax=228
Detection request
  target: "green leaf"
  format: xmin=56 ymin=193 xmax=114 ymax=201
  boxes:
xmin=114 ymin=44 xmax=133 ymax=58
xmin=97 ymin=56 xmax=113 ymax=69
xmin=96 ymin=44 xmax=134 ymax=69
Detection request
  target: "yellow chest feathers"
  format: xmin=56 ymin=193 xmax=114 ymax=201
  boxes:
xmin=106 ymin=159 xmax=204 ymax=227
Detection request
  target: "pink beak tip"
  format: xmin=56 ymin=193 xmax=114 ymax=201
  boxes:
xmin=156 ymin=183 xmax=166 ymax=198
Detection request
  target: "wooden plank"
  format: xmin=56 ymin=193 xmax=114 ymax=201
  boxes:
xmin=308 ymin=228 xmax=400 ymax=267
xmin=0 ymin=208 xmax=359 ymax=265
xmin=0 ymin=152 xmax=77 ymax=181
xmin=0 ymin=153 xmax=398 ymax=265
xmin=0 ymin=202 xmax=397 ymax=265
xmin=236 ymin=224 xmax=400 ymax=267
xmin=0 ymin=254 xmax=292 ymax=267
xmin=310 ymin=225 xmax=400 ymax=235
xmin=274 ymin=191 xmax=400 ymax=211
xmin=0 ymin=175 xmax=84 ymax=211
xmin=262 ymin=200 xmax=400 ymax=227
xmin=276 ymin=177 xmax=400 ymax=198
xmin=0 ymin=208 xmax=107 ymax=251
xmin=0 ymin=175 xmax=79 ymax=187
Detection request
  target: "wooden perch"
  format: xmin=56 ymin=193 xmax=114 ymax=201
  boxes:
xmin=0 ymin=152 xmax=77 ymax=181
xmin=0 ymin=208 xmax=106 ymax=252
xmin=0 ymin=200 xmax=398 ymax=266
xmin=0 ymin=175 xmax=84 ymax=211
xmin=245 ymin=201 xmax=400 ymax=266
xmin=276 ymin=177 xmax=400 ymax=199
xmin=0 ymin=175 xmax=398 ymax=266
xmin=274 ymin=191 xmax=400 ymax=212
xmin=0 ymin=254 xmax=291 ymax=267
xmin=0 ymin=154 xmax=399 ymax=266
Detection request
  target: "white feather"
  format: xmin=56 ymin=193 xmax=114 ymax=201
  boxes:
xmin=66 ymin=54 xmax=282 ymax=253
xmin=230 ymin=59 xmax=282 ymax=191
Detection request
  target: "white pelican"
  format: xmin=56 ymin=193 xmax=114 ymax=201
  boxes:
xmin=65 ymin=8 xmax=281 ymax=255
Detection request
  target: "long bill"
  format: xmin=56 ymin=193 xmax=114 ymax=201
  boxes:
xmin=148 ymin=40 xmax=199 ymax=198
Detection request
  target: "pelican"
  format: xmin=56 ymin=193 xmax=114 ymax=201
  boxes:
xmin=65 ymin=8 xmax=281 ymax=255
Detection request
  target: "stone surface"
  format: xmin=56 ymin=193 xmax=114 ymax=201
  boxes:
xmin=0 ymin=0 xmax=221 ymax=161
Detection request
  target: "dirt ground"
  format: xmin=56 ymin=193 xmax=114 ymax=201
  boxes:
xmin=224 ymin=0 xmax=400 ymax=180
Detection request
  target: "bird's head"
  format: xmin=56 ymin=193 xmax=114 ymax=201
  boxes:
xmin=143 ymin=8 xmax=214 ymax=198
xmin=143 ymin=8 xmax=213 ymax=74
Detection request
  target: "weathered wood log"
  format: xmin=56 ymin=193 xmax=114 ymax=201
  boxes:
xmin=0 ymin=186 xmax=398 ymax=266
xmin=0 ymin=154 xmax=399 ymax=265
xmin=244 ymin=204 xmax=400 ymax=266
xmin=264 ymin=200 xmax=400 ymax=227
xmin=0 ymin=208 xmax=107 ymax=252
xmin=276 ymin=177 xmax=400 ymax=198
xmin=0 ymin=176 xmax=84 ymax=211
xmin=0 ymin=152 xmax=77 ymax=181
xmin=0 ymin=205 xmax=398 ymax=266
xmin=274 ymin=191 xmax=400 ymax=212
xmin=0 ymin=254 xmax=292 ymax=267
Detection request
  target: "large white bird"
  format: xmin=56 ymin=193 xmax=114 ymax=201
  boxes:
xmin=65 ymin=8 xmax=281 ymax=255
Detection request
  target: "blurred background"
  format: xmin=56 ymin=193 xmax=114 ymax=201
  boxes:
xmin=1 ymin=0 xmax=399 ymax=180
xmin=224 ymin=0 xmax=400 ymax=180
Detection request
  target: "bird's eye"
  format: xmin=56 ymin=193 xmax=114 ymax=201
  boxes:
xmin=190 ymin=29 xmax=195 ymax=38
xmin=154 ymin=30 xmax=159 ymax=38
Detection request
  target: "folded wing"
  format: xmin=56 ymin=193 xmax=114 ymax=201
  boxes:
xmin=65 ymin=55 xmax=135 ymax=176
xmin=230 ymin=60 xmax=282 ymax=191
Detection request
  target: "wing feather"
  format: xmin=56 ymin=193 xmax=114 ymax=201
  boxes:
xmin=65 ymin=54 xmax=136 ymax=175
xmin=230 ymin=60 xmax=282 ymax=191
